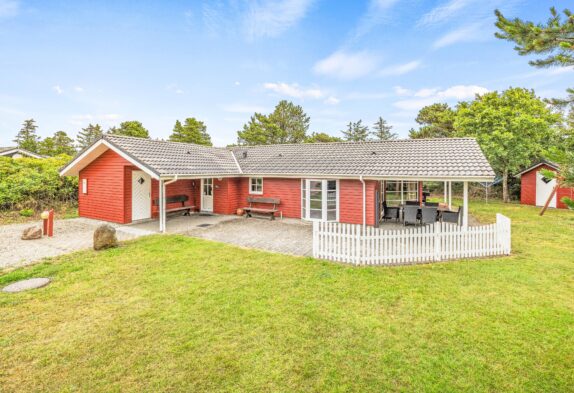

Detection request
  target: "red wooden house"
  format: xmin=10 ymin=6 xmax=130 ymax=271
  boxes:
xmin=60 ymin=135 xmax=495 ymax=231
xmin=517 ymin=161 xmax=573 ymax=209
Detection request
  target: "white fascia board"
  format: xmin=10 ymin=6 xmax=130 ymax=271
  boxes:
xmin=158 ymin=173 xmax=495 ymax=182
xmin=59 ymin=139 xmax=160 ymax=180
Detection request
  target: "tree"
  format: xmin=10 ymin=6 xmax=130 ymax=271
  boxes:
xmin=169 ymin=118 xmax=212 ymax=146
xmin=76 ymin=123 xmax=103 ymax=150
xmin=538 ymin=148 xmax=574 ymax=214
xmin=108 ymin=121 xmax=150 ymax=138
xmin=304 ymin=132 xmax=342 ymax=143
xmin=39 ymin=131 xmax=76 ymax=156
xmin=14 ymin=119 xmax=40 ymax=153
xmin=495 ymin=7 xmax=574 ymax=106
xmin=455 ymin=87 xmax=561 ymax=202
xmin=342 ymin=120 xmax=369 ymax=142
xmin=409 ymin=103 xmax=456 ymax=139
xmin=372 ymin=117 xmax=397 ymax=140
xmin=237 ymin=100 xmax=310 ymax=145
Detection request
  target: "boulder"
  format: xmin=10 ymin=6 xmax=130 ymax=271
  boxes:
xmin=21 ymin=226 xmax=42 ymax=240
xmin=93 ymin=224 xmax=118 ymax=250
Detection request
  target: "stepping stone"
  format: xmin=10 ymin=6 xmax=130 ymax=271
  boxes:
xmin=2 ymin=278 xmax=51 ymax=293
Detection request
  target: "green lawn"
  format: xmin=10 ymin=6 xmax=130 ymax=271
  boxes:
xmin=1 ymin=201 xmax=573 ymax=392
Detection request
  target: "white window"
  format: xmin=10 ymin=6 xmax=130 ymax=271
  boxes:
xmin=384 ymin=180 xmax=419 ymax=206
xmin=82 ymin=178 xmax=88 ymax=194
xmin=301 ymin=179 xmax=339 ymax=222
xmin=250 ymin=177 xmax=263 ymax=194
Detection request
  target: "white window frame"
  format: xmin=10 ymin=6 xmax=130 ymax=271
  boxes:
xmin=82 ymin=178 xmax=88 ymax=194
xmin=249 ymin=177 xmax=263 ymax=195
xmin=301 ymin=179 xmax=339 ymax=222
xmin=384 ymin=180 xmax=419 ymax=206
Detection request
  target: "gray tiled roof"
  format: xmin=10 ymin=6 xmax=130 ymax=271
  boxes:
xmin=105 ymin=135 xmax=240 ymax=176
xmin=0 ymin=146 xmax=16 ymax=154
xmin=100 ymin=135 xmax=494 ymax=179
xmin=231 ymin=138 xmax=495 ymax=178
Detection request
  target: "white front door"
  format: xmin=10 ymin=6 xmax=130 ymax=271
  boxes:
xmin=201 ymin=178 xmax=214 ymax=212
xmin=132 ymin=170 xmax=151 ymax=221
xmin=536 ymin=171 xmax=557 ymax=208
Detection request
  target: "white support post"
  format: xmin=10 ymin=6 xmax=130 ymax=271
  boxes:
xmin=444 ymin=181 xmax=447 ymax=203
xmin=159 ymin=179 xmax=164 ymax=233
xmin=463 ymin=181 xmax=469 ymax=230
xmin=448 ymin=181 xmax=452 ymax=210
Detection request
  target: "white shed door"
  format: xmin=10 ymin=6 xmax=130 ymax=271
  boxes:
xmin=536 ymin=171 xmax=557 ymax=208
xmin=201 ymin=178 xmax=213 ymax=212
xmin=132 ymin=170 xmax=151 ymax=221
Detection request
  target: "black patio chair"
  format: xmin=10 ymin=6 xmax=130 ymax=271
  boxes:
xmin=382 ymin=201 xmax=400 ymax=222
xmin=420 ymin=206 xmax=438 ymax=225
xmin=403 ymin=205 xmax=419 ymax=226
xmin=405 ymin=200 xmax=419 ymax=206
xmin=442 ymin=206 xmax=462 ymax=225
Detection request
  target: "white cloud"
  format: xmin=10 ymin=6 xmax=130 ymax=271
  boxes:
xmin=223 ymin=103 xmax=268 ymax=114
xmin=234 ymin=81 xmax=241 ymax=86
xmin=394 ymin=84 xmax=489 ymax=110
xmin=350 ymin=0 xmax=401 ymax=40
xmin=418 ymin=0 xmax=473 ymax=26
xmin=52 ymin=85 xmax=63 ymax=95
xmin=244 ymin=0 xmax=315 ymax=40
xmin=379 ymin=60 xmax=421 ymax=76
xmin=313 ymin=50 xmax=380 ymax=80
xmin=324 ymin=96 xmax=340 ymax=105
xmin=73 ymin=86 xmax=84 ymax=93
xmin=69 ymin=113 xmax=121 ymax=126
xmin=394 ymin=86 xmax=412 ymax=96
xmin=263 ymin=82 xmax=325 ymax=99
xmin=432 ymin=24 xmax=484 ymax=49
xmin=0 ymin=0 xmax=19 ymax=18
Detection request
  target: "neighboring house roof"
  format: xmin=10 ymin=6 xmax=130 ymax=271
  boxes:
xmin=516 ymin=160 xmax=560 ymax=177
xmin=60 ymin=135 xmax=495 ymax=181
xmin=0 ymin=147 xmax=44 ymax=159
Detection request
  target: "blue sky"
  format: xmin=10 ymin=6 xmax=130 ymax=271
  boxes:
xmin=0 ymin=0 xmax=572 ymax=147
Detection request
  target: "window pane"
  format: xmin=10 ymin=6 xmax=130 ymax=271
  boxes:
xmin=327 ymin=210 xmax=336 ymax=221
xmin=310 ymin=190 xmax=322 ymax=200
xmin=310 ymin=181 xmax=322 ymax=190
xmin=310 ymin=199 xmax=322 ymax=209
xmin=327 ymin=180 xmax=336 ymax=190
xmin=310 ymin=209 xmax=322 ymax=219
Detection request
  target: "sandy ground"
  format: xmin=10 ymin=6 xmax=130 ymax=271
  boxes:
xmin=0 ymin=218 xmax=153 ymax=269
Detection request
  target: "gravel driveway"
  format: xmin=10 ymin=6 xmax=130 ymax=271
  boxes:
xmin=0 ymin=218 xmax=153 ymax=269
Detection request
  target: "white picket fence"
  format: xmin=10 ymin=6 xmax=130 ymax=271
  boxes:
xmin=313 ymin=214 xmax=511 ymax=265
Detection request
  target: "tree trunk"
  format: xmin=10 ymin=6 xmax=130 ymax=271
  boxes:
xmin=539 ymin=184 xmax=559 ymax=216
xmin=502 ymin=168 xmax=509 ymax=203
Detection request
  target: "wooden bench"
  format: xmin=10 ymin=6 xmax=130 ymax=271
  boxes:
xmin=243 ymin=197 xmax=280 ymax=220
xmin=153 ymin=194 xmax=194 ymax=216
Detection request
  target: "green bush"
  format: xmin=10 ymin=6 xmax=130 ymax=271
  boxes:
xmin=0 ymin=155 xmax=78 ymax=210
xmin=18 ymin=208 xmax=34 ymax=217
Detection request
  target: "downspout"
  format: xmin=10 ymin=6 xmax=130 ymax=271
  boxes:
xmin=360 ymin=175 xmax=366 ymax=230
xmin=161 ymin=175 xmax=179 ymax=233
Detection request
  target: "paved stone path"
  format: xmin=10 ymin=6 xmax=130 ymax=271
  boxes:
xmin=182 ymin=218 xmax=314 ymax=257
xmin=0 ymin=218 xmax=154 ymax=269
xmin=2 ymin=278 xmax=51 ymax=293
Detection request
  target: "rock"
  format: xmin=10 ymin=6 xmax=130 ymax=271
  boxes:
xmin=21 ymin=226 xmax=42 ymax=240
xmin=93 ymin=224 xmax=118 ymax=250
xmin=3 ymin=278 xmax=51 ymax=293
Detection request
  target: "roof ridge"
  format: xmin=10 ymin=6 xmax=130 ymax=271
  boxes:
xmin=229 ymin=137 xmax=477 ymax=149
xmin=104 ymin=134 xmax=229 ymax=152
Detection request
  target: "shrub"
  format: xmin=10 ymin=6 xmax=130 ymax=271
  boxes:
xmin=0 ymin=155 xmax=78 ymax=210
xmin=18 ymin=208 xmax=34 ymax=217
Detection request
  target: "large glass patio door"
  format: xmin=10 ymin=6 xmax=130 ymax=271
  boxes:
xmin=301 ymin=179 xmax=339 ymax=221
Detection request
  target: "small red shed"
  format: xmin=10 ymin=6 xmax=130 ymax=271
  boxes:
xmin=517 ymin=161 xmax=574 ymax=209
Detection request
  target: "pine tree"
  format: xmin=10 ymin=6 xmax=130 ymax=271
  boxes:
xmin=14 ymin=119 xmax=40 ymax=153
xmin=77 ymin=123 xmax=103 ymax=150
xmin=169 ymin=118 xmax=212 ymax=146
xmin=341 ymin=120 xmax=369 ymax=142
xmin=304 ymin=132 xmax=342 ymax=143
xmin=372 ymin=117 xmax=397 ymax=140
xmin=39 ymin=131 xmax=76 ymax=156
xmin=108 ymin=121 xmax=150 ymax=138
xmin=409 ymin=103 xmax=456 ymax=139
xmin=495 ymin=7 xmax=574 ymax=106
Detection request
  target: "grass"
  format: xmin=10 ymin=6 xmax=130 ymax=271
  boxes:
xmin=0 ymin=201 xmax=573 ymax=392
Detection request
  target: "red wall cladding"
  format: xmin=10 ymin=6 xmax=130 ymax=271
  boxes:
xmin=150 ymin=179 xmax=200 ymax=217
xmin=235 ymin=177 xmax=302 ymax=218
xmin=78 ymin=149 xmax=132 ymax=224
xmin=339 ymin=179 xmax=378 ymax=226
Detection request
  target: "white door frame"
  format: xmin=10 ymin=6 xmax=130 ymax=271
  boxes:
xmin=131 ymin=170 xmax=151 ymax=221
xmin=301 ymin=179 xmax=339 ymax=222
xmin=201 ymin=178 xmax=214 ymax=212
